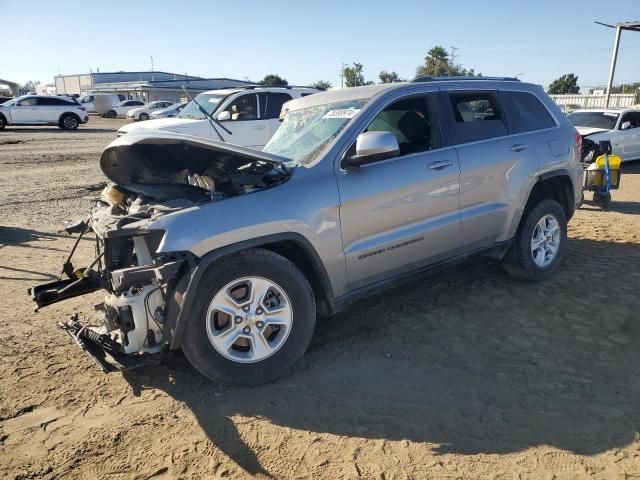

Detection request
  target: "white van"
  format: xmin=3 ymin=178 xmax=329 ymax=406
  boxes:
xmin=117 ymin=86 xmax=318 ymax=149
xmin=78 ymin=93 xmax=125 ymax=114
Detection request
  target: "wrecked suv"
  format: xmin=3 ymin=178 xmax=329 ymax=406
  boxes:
xmin=30 ymin=77 xmax=582 ymax=385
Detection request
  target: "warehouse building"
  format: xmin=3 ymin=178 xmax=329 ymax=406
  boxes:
xmin=54 ymin=71 xmax=253 ymax=102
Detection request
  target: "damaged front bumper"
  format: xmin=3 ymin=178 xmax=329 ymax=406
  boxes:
xmin=28 ymin=217 xmax=194 ymax=372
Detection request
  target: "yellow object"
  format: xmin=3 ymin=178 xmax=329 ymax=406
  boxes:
xmin=594 ymin=154 xmax=621 ymax=170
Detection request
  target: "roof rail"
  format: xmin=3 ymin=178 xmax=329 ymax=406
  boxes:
xmin=411 ymin=76 xmax=520 ymax=83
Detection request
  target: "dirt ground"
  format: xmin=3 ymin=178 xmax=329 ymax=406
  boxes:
xmin=1 ymin=117 xmax=640 ymax=480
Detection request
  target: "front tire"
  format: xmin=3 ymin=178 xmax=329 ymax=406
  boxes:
xmin=503 ymin=199 xmax=567 ymax=282
xmin=0 ymin=115 xmax=6 ymax=130
xmin=181 ymin=249 xmax=316 ymax=386
xmin=59 ymin=113 xmax=79 ymax=130
xmin=108 ymin=110 xmax=117 ymax=119
xmin=139 ymin=112 xmax=149 ymax=121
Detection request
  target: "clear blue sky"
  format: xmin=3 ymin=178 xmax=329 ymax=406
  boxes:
xmin=3 ymin=0 xmax=640 ymax=90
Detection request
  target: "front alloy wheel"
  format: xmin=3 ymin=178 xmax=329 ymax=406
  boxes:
xmin=206 ymin=276 xmax=293 ymax=363
xmin=181 ymin=249 xmax=316 ymax=385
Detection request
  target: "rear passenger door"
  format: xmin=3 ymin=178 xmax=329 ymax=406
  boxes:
xmin=440 ymin=90 xmax=541 ymax=249
xmin=259 ymin=92 xmax=293 ymax=138
xmin=37 ymin=97 xmax=67 ymax=123
xmin=337 ymin=92 xmax=462 ymax=289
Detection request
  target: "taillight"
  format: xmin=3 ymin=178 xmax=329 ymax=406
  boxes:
xmin=575 ymin=131 xmax=582 ymax=148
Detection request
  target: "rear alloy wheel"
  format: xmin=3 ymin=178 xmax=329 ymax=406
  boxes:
xmin=181 ymin=249 xmax=316 ymax=386
xmin=108 ymin=110 xmax=117 ymax=118
xmin=139 ymin=112 xmax=149 ymax=121
xmin=503 ymin=198 xmax=567 ymax=281
xmin=59 ymin=113 xmax=79 ymax=130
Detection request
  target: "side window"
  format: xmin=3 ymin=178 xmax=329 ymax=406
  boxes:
xmin=448 ymin=92 xmax=507 ymax=143
xmin=224 ymin=94 xmax=258 ymax=121
xmin=19 ymin=98 xmax=38 ymax=106
xmin=365 ymin=95 xmax=436 ymax=156
xmin=620 ymin=112 xmax=640 ymax=129
xmin=264 ymin=93 xmax=292 ymax=119
xmin=38 ymin=97 xmax=70 ymax=106
xmin=501 ymin=91 xmax=556 ymax=133
xmin=83 ymin=96 xmax=94 ymax=103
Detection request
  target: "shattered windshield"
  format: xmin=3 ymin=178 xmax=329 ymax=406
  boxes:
xmin=263 ymin=98 xmax=370 ymax=165
xmin=177 ymin=93 xmax=227 ymax=120
xmin=568 ymin=111 xmax=619 ymax=130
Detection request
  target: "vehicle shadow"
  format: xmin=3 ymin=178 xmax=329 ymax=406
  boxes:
xmin=123 ymin=238 xmax=640 ymax=476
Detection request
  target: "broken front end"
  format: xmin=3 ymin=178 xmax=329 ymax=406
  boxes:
xmin=28 ymin=132 xmax=291 ymax=372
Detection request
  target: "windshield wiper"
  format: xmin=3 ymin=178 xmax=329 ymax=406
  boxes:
xmin=181 ymin=86 xmax=232 ymax=140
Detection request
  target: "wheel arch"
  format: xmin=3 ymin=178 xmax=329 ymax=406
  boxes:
xmin=167 ymin=233 xmax=334 ymax=350
xmin=528 ymin=170 xmax=575 ymax=221
xmin=58 ymin=111 xmax=81 ymax=125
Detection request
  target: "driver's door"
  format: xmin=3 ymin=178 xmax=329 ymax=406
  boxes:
xmin=336 ymin=92 xmax=462 ymax=289
xmin=218 ymin=93 xmax=273 ymax=149
xmin=11 ymin=98 xmax=40 ymax=122
xmin=617 ymin=112 xmax=640 ymax=161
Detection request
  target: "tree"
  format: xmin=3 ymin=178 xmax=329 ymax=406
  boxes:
xmin=415 ymin=46 xmax=478 ymax=78
xmin=379 ymin=70 xmax=403 ymax=84
xmin=311 ymin=80 xmax=332 ymax=91
xmin=343 ymin=63 xmax=365 ymax=87
xmin=19 ymin=80 xmax=40 ymax=95
xmin=260 ymin=74 xmax=288 ymax=86
xmin=547 ymin=74 xmax=579 ymax=94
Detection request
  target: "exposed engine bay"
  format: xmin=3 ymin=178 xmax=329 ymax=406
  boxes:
xmin=29 ymin=133 xmax=292 ymax=371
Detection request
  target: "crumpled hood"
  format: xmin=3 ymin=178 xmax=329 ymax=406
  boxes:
xmin=100 ymin=131 xmax=288 ymax=187
xmin=576 ymin=126 xmax=610 ymax=137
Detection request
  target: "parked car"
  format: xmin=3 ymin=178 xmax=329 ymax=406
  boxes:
xmin=149 ymin=102 xmax=186 ymax=119
xmin=568 ymin=108 xmax=640 ymax=162
xmin=30 ymin=77 xmax=581 ymax=385
xmin=117 ymin=86 xmax=319 ymax=148
xmin=126 ymin=101 xmax=176 ymax=121
xmin=0 ymin=95 xmax=89 ymax=130
xmin=78 ymin=93 xmax=124 ymax=114
xmin=103 ymin=100 xmax=146 ymax=118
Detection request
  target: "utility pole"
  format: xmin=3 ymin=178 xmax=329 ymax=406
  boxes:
xmin=450 ymin=46 xmax=458 ymax=64
xmin=595 ymin=21 xmax=640 ymax=107
xmin=340 ymin=62 xmax=347 ymax=88
xmin=150 ymin=55 xmax=154 ymax=72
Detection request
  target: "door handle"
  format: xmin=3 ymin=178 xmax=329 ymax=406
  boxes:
xmin=428 ymin=160 xmax=453 ymax=170
xmin=509 ymin=144 xmax=529 ymax=152
xmin=253 ymin=125 xmax=266 ymax=130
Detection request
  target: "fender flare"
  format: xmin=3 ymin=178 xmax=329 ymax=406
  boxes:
xmin=166 ymin=232 xmax=333 ymax=350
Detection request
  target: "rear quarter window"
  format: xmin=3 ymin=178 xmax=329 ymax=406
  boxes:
xmin=500 ymin=91 xmax=556 ymax=133
xmin=447 ymin=92 xmax=508 ymax=144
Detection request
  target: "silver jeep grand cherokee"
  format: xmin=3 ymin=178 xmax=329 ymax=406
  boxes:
xmin=30 ymin=77 xmax=582 ymax=385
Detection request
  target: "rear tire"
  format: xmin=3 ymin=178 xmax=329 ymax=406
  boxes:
xmin=181 ymin=249 xmax=316 ymax=386
xmin=503 ymin=199 xmax=567 ymax=282
xmin=59 ymin=113 xmax=80 ymax=130
xmin=108 ymin=110 xmax=117 ymax=119
xmin=139 ymin=112 xmax=149 ymax=121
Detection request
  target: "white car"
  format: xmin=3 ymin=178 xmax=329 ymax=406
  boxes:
xmin=0 ymin=95 xmax=89 ymax=130
xmin=126 ymin=101 xmax=176 ymax=121
xmin=117 ymin=86 xmax=318 ymax=149
xmin=569 ymin=108 xmax=640 ymax=162
xmin=149 ymin=102 xmax=186 ymax=119
xmin=103 ymin=100 xmax=146 ymax=118
xmin=78 ymin=93 xmax=124 ymax=114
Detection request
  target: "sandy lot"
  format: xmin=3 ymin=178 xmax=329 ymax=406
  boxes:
xmin=1 ymin=117 xmax=640 ymax=479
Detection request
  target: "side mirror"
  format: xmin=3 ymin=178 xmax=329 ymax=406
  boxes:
xmin=217 ymin=111 xmax=231 ymax=122
xmin=341 ymin=131 xmax=400 ymax=169
xmin=621 ymin=121 xmax=632 ymax=130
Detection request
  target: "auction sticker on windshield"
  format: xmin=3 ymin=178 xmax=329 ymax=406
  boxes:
xmin=323 ymin=108 xmax=360 ymax=119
